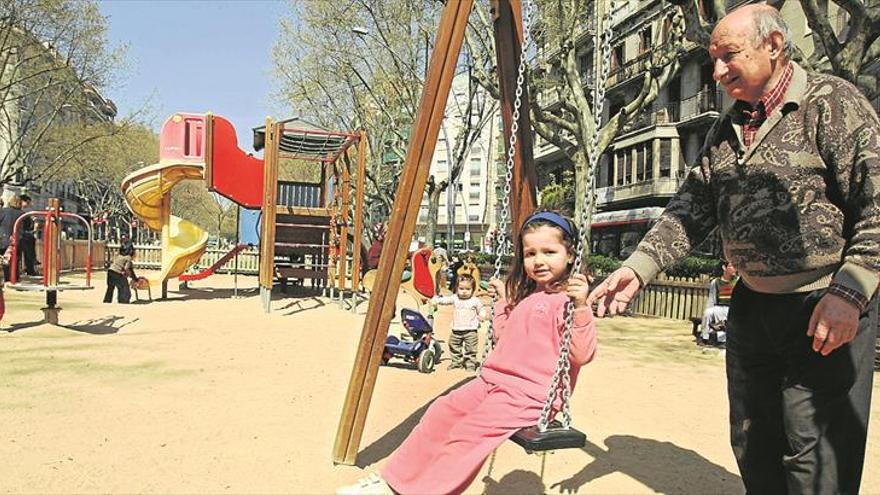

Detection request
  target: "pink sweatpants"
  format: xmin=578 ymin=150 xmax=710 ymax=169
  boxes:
xmin=381 ymin=376 xmax=545 ymax=495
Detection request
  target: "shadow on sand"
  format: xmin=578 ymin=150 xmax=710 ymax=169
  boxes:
xmin=355 ymin=377 xmax=475 ymax=468
xmin=277 ymin=296 xmax=327 ymax=316
xmin=152 ymin=286 xmax=260 ymax=302
xmin=542 ymin=435 xmax=742 ymax=494
xmin=5 ymin=315 xmax=139 ymax=335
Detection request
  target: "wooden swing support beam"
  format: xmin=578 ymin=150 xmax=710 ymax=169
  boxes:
xmin=332 ymin=0 xmax=537 ymax=465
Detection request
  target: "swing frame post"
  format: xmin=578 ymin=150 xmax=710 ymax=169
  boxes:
xmin=492 ymin=0 xmax=537 ymax=232
xmin=334 ymin=0 xmax=531 ymax=466
xmin=349 ymin=133 xmax=368 ymax=313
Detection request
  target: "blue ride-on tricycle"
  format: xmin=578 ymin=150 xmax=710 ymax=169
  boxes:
xmin=382 ymin=308 xmax=443 ymax=373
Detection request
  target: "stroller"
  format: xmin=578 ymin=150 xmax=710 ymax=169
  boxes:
xmin=382 ymin=308 xmax=443 ymax=373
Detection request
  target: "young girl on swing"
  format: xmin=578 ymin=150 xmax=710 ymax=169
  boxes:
xmin=337 ymin=210 xmax=598 ymax=495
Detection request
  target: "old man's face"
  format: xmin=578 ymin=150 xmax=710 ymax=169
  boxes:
xmin=709 ymin=16 xmax=775 ymax=105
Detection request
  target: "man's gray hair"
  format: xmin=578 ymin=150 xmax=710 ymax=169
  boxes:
xmin=751 ymin=7 xmax=794 ymax=60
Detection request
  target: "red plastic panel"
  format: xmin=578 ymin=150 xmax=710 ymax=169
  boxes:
xmin=159 ymin=113 xmax=207 ymax=163
xmin=208 ymin=115 xmax=263 ymax=209
xmin=210 ymin=116 xmax=265 ymax=209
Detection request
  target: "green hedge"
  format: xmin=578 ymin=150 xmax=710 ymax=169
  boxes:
xmin=663 ymin=255 xmax=719 ymax=278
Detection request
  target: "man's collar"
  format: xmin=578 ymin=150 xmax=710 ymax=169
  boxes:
xmin=727 ymin=62 xmax=806 ymax=124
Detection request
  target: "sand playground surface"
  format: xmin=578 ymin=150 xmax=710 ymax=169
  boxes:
xmin=1 ymin=271 xmax=878 ymax=494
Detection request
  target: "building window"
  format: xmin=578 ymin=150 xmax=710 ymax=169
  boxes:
xmin=636 ymin=146 xmax=645 ymax=182
xmin=468 ymin=190 xmax=480 ymax=201
xmin=611 ymin=45 xmax=624 ymax=71
xmin=616 ymin=151 xmax=627 ymax=185
xmin=624 ymin=150 xmax=633 ymax=184
xmin=468 ymin=214 xmax=480 ymax=222
xmin=601 ymin=153 xmax=614 ymax=187
xmin=659 ymin=139 xmax=671 ymax=178
xmin=469 ymin=158 xmax=481 ymax=175
xmin=640 ymin=26 xmax=652 ymax=53
xmin=645 ymin=143 xmax=654 ymax=180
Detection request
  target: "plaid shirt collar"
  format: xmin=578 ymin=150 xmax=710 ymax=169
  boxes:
xmin=737 ymin=62 xmax=794 ymax=146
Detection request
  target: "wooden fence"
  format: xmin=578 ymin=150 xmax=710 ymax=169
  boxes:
xmin=630 ymin=274 xmax=711 ymax=321
xmin=34 ymin=239 xmax=106 ymax=271
xmin=105 ymin=244 xmax=261 ymax=275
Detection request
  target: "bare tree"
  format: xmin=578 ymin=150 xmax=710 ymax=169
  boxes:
xmin=51 ymin=123 xmax=158 ymax=240
xmin=274 ymin=0 xmax=498 ymax=246
xmin=0 ymin=0 xmax=131 ymax=186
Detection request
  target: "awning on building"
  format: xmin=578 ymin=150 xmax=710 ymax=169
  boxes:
xmin=591 ymin=206 xmax=665 ymax=228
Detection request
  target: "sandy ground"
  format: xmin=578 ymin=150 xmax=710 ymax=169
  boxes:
xmin=1 ymin=271 xmax=878 ymax=494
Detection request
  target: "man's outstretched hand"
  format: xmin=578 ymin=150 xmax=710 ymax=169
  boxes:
xmin=587 ymin=267 xmax=642 ymax=317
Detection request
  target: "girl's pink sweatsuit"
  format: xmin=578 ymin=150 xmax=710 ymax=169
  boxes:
xmin=381 ymin=290 xmax=597 ymax=495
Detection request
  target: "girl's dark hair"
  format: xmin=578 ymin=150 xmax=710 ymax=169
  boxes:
xmin=505 ymin=210 xmax=580 ymax=304
xmin=457 ymin=273 xmax=476 ymax=289
xmin=120 ymin=242 xmax=135 ymax=257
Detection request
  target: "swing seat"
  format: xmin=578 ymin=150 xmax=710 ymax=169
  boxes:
xmin=510 ymin=420 xmax=586 ymax=452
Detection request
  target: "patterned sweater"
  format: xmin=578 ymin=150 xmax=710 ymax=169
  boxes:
xmin=624 ymin=63 xmax=880 ymax=303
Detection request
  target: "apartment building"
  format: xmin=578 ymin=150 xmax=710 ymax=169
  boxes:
xmin=416 ymin=72 xmax=501 ymax=252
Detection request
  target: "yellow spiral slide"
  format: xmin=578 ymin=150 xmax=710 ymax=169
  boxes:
xmin=121 ymin=162 xmax=208 ymax=284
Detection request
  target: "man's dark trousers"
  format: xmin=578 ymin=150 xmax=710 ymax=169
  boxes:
xmin=20 ymin=234 xmax=36 ymax=275
xmin=104 ymin=271 xmax=131 ymax=304
xmin=726 ymin=283 xmax=877 ymax=494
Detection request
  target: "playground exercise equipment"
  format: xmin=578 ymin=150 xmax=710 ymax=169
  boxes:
xmin=122 ymin=113 xmax=264 ymax=297
xmin=381 ymin=308 xmax=443 ymax=374
xmin=334 ymin=0 xmax=610 ymax=464
xmin=252 ymin=118 xmax=368 ymax=313
xmin=9 ymin=198 xmax=93 ymax=325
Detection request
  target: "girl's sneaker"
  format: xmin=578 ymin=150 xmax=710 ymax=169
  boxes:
xmin=336 ymin=473 xmax=394 ymax=495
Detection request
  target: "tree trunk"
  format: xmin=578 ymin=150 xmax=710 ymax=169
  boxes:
xmin=425 ymin=186 xmax=442 ymax=248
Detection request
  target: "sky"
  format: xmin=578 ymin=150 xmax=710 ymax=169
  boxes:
xmin=99 ymin=0 xmax=286 ymax=142
xmin=99 ymin=0 xmax=287 ymax=241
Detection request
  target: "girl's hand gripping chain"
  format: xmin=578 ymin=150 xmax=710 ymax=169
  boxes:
xmin=566 ymin=273 xmax=590 ymax=308
xmin=486 ymin=279 xmax=506 ymax=301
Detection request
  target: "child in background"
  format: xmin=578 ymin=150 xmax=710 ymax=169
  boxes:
xmin=337 ymin=210 xmax=597 ymax=495
xmin=433 ymin=273 xmax=486 ymax=371
xmin=104 ymin=241 xmax=138 ymax=304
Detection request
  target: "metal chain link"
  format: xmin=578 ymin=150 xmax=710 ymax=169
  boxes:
xmin=537 ymin=0 xmax=616 ymax=432
xmin=479 ymin=0 xmax=535 ymax=373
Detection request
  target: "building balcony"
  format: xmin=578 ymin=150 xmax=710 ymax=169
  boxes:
xmin=620 ymin=88 xmax=722 ymax=134
xmin=595 ymin=177 xmax=681 ymax=207
xmin=674 ymin=89 xmax=722 ymax=127
xmin=607 ymin=52 xmax=650 ymax=88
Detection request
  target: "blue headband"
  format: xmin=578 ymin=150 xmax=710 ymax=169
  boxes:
xmin=523 ymin=211 xmax=574 ymax=237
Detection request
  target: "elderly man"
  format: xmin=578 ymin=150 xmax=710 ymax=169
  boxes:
xmin=589 ymin=4 xmax=880 ymax=493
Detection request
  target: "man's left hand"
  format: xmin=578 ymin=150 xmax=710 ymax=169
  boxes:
xmin=807 ymin=293 xmax=861 ymax=356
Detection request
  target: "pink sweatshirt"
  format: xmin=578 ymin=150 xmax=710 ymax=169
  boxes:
xmin=481 ymin=290 xmax=597 ymax=404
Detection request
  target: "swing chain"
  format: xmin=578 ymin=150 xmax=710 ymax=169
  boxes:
xmin=477 ymin=0 xmax=616 ymax=434
xmin=479 ymin=0 xmax=535 ymax=372
xmin=538 ymin=0 xmax=617 ymax=432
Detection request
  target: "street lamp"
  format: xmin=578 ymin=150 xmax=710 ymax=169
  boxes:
xmin=352 ymin=26 xmax=369 ymax=36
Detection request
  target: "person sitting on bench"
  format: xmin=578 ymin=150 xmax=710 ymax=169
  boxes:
xmin=700 ymin=260 xmax=738 ymax=345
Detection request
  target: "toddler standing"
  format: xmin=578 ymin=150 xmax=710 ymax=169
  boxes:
xmin=433 ymin=273 xmax=486 ymax=371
